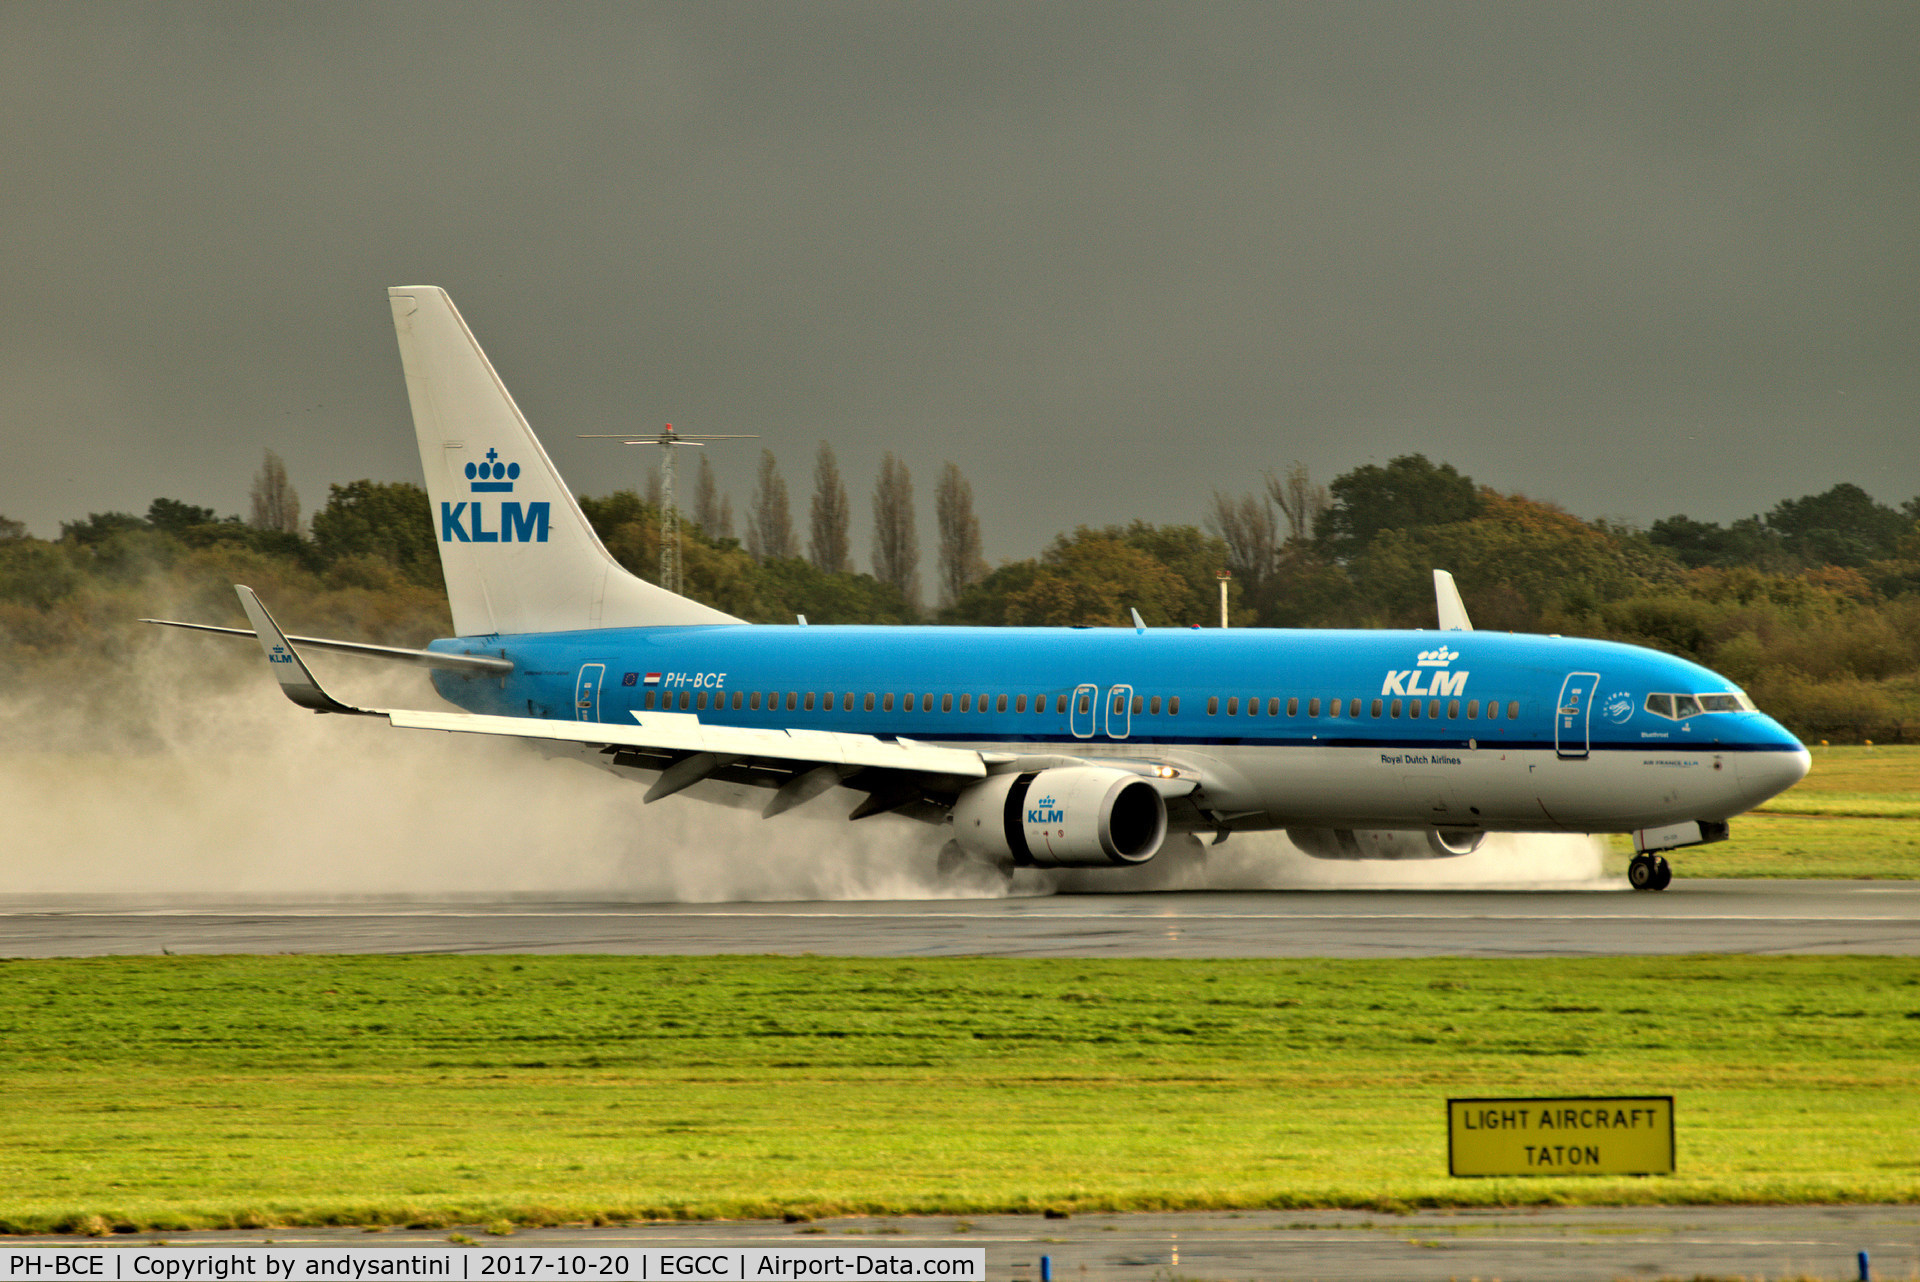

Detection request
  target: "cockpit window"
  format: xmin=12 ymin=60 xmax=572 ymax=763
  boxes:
xmin=1645 ymin=691 xmax=1753 ymax=720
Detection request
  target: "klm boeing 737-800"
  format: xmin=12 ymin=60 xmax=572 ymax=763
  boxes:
xmin=149 ymin=287 xmax=1810 ymax=891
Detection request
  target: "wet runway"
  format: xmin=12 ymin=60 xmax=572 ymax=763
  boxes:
xmin=1 ymin=879 xmax=1915 ymax=957
xmin=9 ymin=1207 xmax=1918 ymax=1282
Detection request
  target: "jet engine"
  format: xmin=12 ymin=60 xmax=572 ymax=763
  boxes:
xmin=952 ymin=767 xmax=1168 ymax=868
xmin=1286 ymin=827 xmax=1486 ymax=860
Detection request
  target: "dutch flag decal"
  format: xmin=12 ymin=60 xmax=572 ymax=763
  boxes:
xmin=643 ymin=673 xmax=662 ymax=686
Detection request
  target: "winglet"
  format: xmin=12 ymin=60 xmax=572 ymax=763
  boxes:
xmin=1433 ymin=569 xmax=1474 ymax=632
xmin=1130 ymin=608 xmax=1147 ymax=634
xmin=234 ymin=586 xmax=376 ymax=715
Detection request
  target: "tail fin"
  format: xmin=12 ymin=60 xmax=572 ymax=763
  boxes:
xmin=388 ymin=286 xmax=739 ymax=636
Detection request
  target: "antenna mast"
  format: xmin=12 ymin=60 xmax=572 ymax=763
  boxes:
xmin=579 ymin=425 xmax=758 ymax=595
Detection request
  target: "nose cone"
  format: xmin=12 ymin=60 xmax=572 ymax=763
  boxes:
xmin=1737 ymin=745 xmax=1812 ymax=808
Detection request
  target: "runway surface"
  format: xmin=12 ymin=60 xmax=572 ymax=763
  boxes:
xmin=9 ymin=1208 xmax=1918 ymax=1281
xmin=1 ymin=879 xmax=1915 ymax=957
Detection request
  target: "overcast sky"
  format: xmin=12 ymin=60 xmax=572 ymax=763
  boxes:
xmin=4 ymin=2 xmax=1915 ymax=563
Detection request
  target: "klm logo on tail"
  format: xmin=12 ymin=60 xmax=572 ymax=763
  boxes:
xmin=441 ymin=448 xmax=550 ymax=543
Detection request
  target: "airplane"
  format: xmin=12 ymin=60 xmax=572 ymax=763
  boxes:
xmin=147 ymin=287 xmax=1811 ymax=892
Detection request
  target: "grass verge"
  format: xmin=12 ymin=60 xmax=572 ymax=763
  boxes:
xmin=2 ymin=954 xmax=1917 ymax=1231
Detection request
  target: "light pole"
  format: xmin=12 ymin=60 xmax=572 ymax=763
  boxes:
xmin=579 ymin=424 xmax=757 ymax=595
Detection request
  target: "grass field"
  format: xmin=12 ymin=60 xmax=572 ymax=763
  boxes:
xmin=1601 ymin=745 xmax=1920 ymax=879
xmin=2 ymin=954 xmax=1917 ymax=1232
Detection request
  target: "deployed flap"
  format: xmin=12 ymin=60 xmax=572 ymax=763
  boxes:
xmin=388 ymin=286 xmax=739 ymax=636
xmin=1433 ymin=569 xmax=1474 ymax=632
xmin=235 ymin=586 xmax=377 ymax=716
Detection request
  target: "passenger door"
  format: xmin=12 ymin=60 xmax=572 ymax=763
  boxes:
xmin=575 ymin=662 xmax=606 ymax=722
xmin=1554 ymin=671 xmax=1600 ymax=759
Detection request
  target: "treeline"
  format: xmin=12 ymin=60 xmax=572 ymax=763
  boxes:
xmin=4 ymin=449 xmax=1919 ymax=742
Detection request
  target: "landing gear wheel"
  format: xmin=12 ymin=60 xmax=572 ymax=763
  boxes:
xmin=1650 ymin=855 xmax=1672 ymax=890
xmin=1628 ymin=853 xmax=1660 ymax=891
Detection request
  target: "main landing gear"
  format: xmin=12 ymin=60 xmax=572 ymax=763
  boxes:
xmin=1628 ymin=853 xmax=1672 ymax=892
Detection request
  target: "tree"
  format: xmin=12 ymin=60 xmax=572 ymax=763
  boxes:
xmin=745 ymin=450 xmax=793 ymax=560
xmin=308 ymin=480 xmax=443 ymax=590
xmin=248 ymin=449 xmax=301 ymax=534
xmin=144 ymin=498 xmax=220 ymax=535
xmin=1266 ymin=461 xmax=1327 ymax=544
xmin=690 ymin=455 xmax=733 ymax=540
xmin=871 ymin=451 xmax=919 ymax=611
xmin=934 ymin=461 xmax=987 ymax=606
xmin=808 ymin=442 xmax=851 ymax=574
xmin=1316 ymin=454 xmax=1481 ymax=560
xmin=0 ymin=515 xmax=23 ymax=542
xmin=1206 ymin=489 xmax=1278 ymax=609
xmin=1764 ymin=483 xmax=1909 ymax=567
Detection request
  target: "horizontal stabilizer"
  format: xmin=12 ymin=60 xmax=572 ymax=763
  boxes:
xmin=142 ymin=617 xmax=511 ymax=675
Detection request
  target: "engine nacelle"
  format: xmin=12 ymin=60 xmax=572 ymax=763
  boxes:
xmin=952 ymin=767 xmax=1168 ymax=868
xmin=1287 ymin=826 xmax=1486 ymax=860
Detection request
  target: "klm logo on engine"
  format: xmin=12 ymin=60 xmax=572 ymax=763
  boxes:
xmin=1027 ymin=795 xmax=1064 ymax=825
xmin=1382 ymin=646 xmax=1468 ymax=698
xmin=441 ymin=448 xmax=550 ymax=543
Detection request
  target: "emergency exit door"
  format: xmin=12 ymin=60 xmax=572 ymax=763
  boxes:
xmin=575 ymin=663 xmax=606 ymax=722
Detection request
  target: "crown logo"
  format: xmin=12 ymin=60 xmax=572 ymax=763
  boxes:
xmin=466 ymin=448 xmax=521 ymax=493
xmin=1415 ymin=647 xmax=1460 ymax=667
xmin=1035 ymin=796 xmax=1056 ymax=808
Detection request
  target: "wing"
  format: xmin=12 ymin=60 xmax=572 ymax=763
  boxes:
xmin=227 ymin=586 xmax=987 ymax=822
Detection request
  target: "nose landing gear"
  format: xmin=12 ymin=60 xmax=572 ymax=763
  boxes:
xmin=1628 ymin=853 xmax=1672 ymax=891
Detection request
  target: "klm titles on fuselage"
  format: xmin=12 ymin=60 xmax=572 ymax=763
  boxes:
xmin=440 ymin=448 xmax=551 ymax=543
xmin=1382 ymin=646 xmax=1468 ymax=698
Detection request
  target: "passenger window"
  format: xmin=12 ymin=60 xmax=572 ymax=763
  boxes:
xmin=1447 ymin=699 xmax=1459 ymax=719
xmin=1208 ymin=697 xmax=1219 ymax=716
xmin=1132 ymin=696 xmax=1144 ymax=715
xmin=942 ymin=693 xmax=953 ymax=713
xmin=679 ymin=691 xmax=692 ymax=711
xmin=1078 ymin=693 xmax=1092 ymax=715
xmin=1169 ymin=696 xmax=1180 ymax=715
xmin=1408 ymin=699 xmax=1420 ymax=719
xmin=1227 ymin=697 xmax=1239 ymax=715
xmin=1371 ymin=698 xmax=1383 ymax=718
xmin=864 ymin=693 xmax=876 ymax=712
xmin=1112 ymin=693 xmax=1125 ymax=715
xmin=883 ymin=693 xmax=894 ymax=711
xmin=922 ymin=693 xmax=934 ymax=712
xmin=1672 ymin=694 xmax=1703 ymax=718
xmin=731 ymin=691 xmax=743 ymax=711
xmin=997 ymin=694 xmax=1009 ymax=713
xmin=960 ymin=693 xmax=972 ymax=712
xmin=1391 ymin=699 xmax=1402 ymax=718
xmin=1287 ymin=697 xmax=1299 ymax=717
xmin=748 ymin=691 xmax=759 ymax=711
xmin=1308 ymin=698 xmax=1320 ymax=717
xmin=1055 ymin=694 xmax=1068 ymax=713
xmin=803 ymin=693 xmax=814 ymax=711
xmin=1467 ymin=699 xmax=1478 ymax=719
xmin=1349 ymin=698 xmax=1361 ymax=717
xmin=1149 ymin=696 xmax=1161 ymax=714
xmin=1428 ymin=700 xmax=1440 ymax=719
xmin=1267 ymin=697 xmax=1280 ymax=716
xmin=1506 ymin=701 xmax=1520 ymax=720
xmin=1014 ymin=695 xmax=1026 ymax=713
xmin=1486 ymin=700 xmax=1499 ymax=720
xmin=786 ymin=692 xmax=797 ymax=711
xmin=1327 ymin=698 xmax=1339 ymax=718
xmin=644 ymin=692 xmax=657 ymax=710
xmin=1245 ymin=696 xmax=1257 ymax=716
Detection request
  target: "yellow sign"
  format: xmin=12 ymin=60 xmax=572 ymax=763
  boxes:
xmin=1448 ymin=1096 xmax=1674 ymax=1176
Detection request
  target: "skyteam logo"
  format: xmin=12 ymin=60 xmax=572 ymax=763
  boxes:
xmin=1027 ymin=794 xmax=1064 ymax=825
xmin=442 ymin=448 xmax=550 ymax=543
xmin=1383 ymin=648 xmax=1469 ymax=698
xmin=1601 ymin=690 xmax=1636 ymax=725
